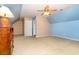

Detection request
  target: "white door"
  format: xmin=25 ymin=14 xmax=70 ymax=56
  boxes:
xmin=24 ymin=18 xmax=32 ymax=36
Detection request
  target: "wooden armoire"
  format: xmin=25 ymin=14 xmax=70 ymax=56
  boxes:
xmin=0 ymin=27 xmax=14 ymax=55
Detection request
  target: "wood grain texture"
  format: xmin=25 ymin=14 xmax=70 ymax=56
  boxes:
xmin=0 ymin=27 xmax=13 ymax=55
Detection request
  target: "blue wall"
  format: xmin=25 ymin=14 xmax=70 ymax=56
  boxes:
xmin=51 ymin=21 xmax=79 ymax=39
xmin=49 ymin=5 xmax=79 ymax=40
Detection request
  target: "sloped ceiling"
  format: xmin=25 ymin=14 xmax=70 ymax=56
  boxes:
xmin=0 ymin=4 xmax=74 ymax=26
xmin=48 ymin=4 xmax=79 ymax=24
xmin=21 ymin=4 xmax=73 ymax=18
xmin=4 ymin=4 xmax=22 ymax=25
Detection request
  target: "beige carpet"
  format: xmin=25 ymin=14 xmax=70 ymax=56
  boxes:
xmin=13 ymin=36 xmax=79 ymax=55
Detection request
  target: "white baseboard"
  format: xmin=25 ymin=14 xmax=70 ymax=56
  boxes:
xmin=52 ymin=35 xmax=79 ymax=41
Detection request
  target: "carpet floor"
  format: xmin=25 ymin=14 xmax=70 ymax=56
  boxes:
xmin=13 ymin=36 xmax=79 ymax=55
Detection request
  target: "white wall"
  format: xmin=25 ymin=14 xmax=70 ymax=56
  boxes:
xmin=13 ymin=20 xmax=23 ymax=35
xmin=36 ymin=15 xmax=51 ymax=37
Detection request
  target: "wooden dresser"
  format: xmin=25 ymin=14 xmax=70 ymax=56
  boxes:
xmin=0 ymin=27 xmax=14 ymax=55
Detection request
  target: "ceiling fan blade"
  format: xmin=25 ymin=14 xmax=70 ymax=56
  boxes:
xmin=41 ymin=13 xmax=44 ymax=15
xmin=51 ymin=9 xmax=63 ymax=12
xmin=51 ymin=9 xmax=57 ymax=11
xmin=37 ymin=10 xmax=43 ymax=12
xmin=59 ymin=9 xmax=63 ymax=11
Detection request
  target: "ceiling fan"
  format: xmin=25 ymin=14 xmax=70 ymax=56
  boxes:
xmin=37 ymin=5 xmax=63 ymax=16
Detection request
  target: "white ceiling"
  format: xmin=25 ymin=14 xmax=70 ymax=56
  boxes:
xmin=20 ymin=4 xmax=73 ymax=18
